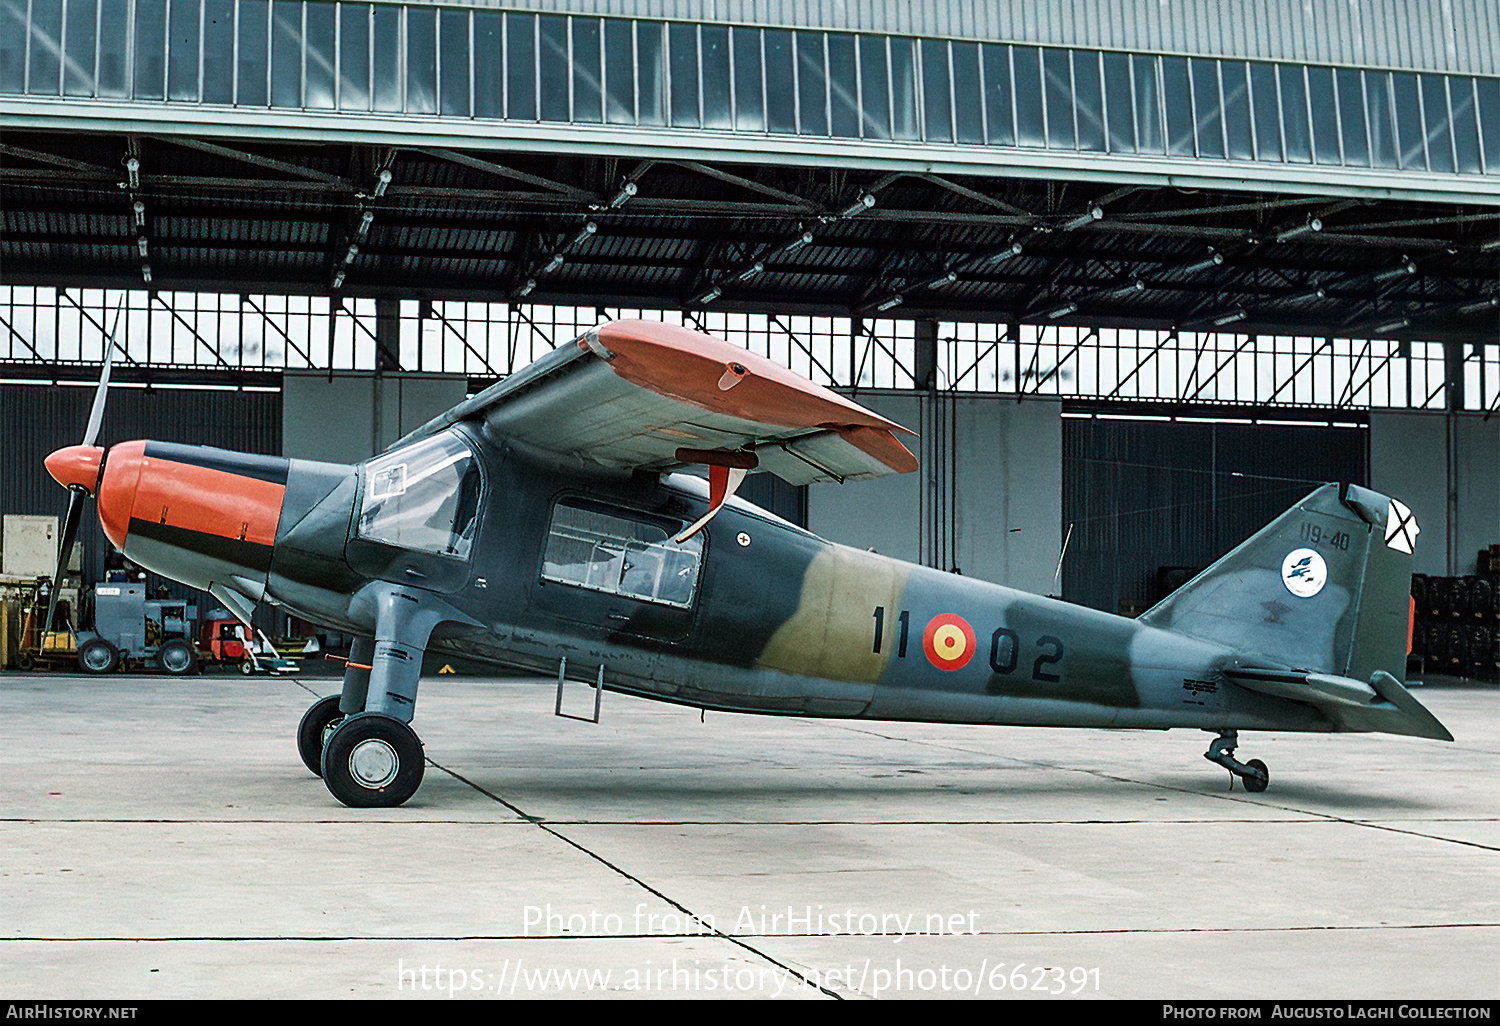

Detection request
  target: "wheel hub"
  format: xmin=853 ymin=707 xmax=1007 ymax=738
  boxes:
xmin=348 ymin=738 xmax=400 ymax=789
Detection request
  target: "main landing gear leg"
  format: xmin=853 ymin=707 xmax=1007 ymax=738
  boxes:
xmin=319 ymin=583 xmax=476 ymax=809
xmin=1203 ymin=730 xmax=1269 ymax=793
xmin=339 ymin=637 xmax=374 ymax=716
xmin=295 ymin=637 xmax=372 ymax=777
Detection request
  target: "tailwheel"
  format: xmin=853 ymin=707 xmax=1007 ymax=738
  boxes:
xmin=320 ymin=712 xmax=424 ymax=808
xmin=296 ymin=694 xmax=345 ymax=777
xmin=1242 ymin=758 xmax=1270 ymax=793
xmin=1203 ymin=730 xmax=1271 ymax=793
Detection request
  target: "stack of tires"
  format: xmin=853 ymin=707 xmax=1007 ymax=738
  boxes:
xmin=1410 ymin=567 xmax=1500 ymax=682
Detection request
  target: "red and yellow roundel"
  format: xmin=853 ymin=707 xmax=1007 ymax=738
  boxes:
xmin=922 ymin=614 xmax=977 ymax=671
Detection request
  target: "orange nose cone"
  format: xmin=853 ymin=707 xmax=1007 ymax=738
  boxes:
xmin=45 ymin=445 xmax=105 ymax=494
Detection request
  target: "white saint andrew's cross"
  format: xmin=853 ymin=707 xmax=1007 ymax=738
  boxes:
xmin=1385 ymin=499 xmax=1420 ymax=555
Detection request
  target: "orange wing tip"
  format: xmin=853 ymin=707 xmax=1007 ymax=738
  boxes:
xmin=596 ymin=320 xmax=911 ymax=436
xmin=840 ymin=425 xmax=919 ymax=474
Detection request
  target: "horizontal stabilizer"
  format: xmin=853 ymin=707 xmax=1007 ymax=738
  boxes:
xmin=1225 ymin=667 xmax=1453 ymax=740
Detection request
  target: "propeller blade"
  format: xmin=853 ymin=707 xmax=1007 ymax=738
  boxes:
xmin=48 ymin=303 xmax=123 ymax=631
xmin=81 ymin=306 xmax=121 ymax=447
xmin=45 ymin=488 xmax=87 ymax=634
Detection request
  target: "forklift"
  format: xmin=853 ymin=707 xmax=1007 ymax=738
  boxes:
xmin=13 ymin=579 xmax=80 ymax=671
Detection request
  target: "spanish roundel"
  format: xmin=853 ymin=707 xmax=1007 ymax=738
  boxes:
xmin=922 ymin=613 xmax=977 ymax=672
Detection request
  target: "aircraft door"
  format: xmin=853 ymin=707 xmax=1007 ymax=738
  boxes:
xmin=344 ymin=431 xmax=484 ymax=594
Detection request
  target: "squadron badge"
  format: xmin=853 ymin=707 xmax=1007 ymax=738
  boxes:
xmin=1280 ymin=547 xmax=1328 ymax=598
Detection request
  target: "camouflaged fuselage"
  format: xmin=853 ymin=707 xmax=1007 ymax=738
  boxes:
xmin=261 ymin=429 xmax=1332 ymax=735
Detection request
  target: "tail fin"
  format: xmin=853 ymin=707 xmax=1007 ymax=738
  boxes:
xmin=1140 ymin=483 xmax=1416 ymax=683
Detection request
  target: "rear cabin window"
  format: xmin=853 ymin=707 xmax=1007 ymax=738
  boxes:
xmin=541 ymin=501 xmax=702 ymax=608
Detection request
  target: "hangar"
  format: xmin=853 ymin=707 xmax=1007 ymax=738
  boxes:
xmin=1 ymin=0 xmax=1496 ymax=623
xmin=2 ymin=0 xmax=1498 ymax=1003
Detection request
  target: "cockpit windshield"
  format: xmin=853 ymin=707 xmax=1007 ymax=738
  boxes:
xmin=355 ymin=432 xmax=481 ymax=559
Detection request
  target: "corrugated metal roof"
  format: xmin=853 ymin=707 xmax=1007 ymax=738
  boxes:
xmin=0 ymin=131 xmax=1493 ymax=345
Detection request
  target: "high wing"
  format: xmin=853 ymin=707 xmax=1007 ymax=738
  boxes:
xmin=392 ymin=319 xmax=917 ymax=486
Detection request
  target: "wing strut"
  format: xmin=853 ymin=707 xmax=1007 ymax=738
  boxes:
xmin=674 ymin=463 xmax=748 ymax=543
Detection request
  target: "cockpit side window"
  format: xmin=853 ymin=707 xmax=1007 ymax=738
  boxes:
xmin=355 ymin=432 xmax=482 ymax=559
xmin=541 ymin=500 xmax=703 ymax=608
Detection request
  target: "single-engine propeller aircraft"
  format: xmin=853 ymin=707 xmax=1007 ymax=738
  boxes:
xmin=44 ymin=320 xmax=1450 ymax=807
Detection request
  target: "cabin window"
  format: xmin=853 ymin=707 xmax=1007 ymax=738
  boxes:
xmin=542 ymin=501 xmax=702 ymax=608
xmin=356 ymin=432 xmax=482 ymax=558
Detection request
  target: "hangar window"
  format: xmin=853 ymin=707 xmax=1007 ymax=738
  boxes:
xmin=4 ymin=2 xmax=1498 ymax=185
xmin=25 ymin=0 xmax=59 ymax=95
xmin=505 ymin=12 xmax=536 ymax=119
xmin=797 ymin=31 xmax=827 ymax=136
xmin=356 ymin=432 xmax=482 ymax=559
xmin=572 ymin=17 xmax=602 ymax=123
xmin=828 ymin=33 xmax=858 ymax=136
xmin=733 ymin=27 xmax=764 ymax=130
xmin=542 ymin=501 xmax=703 ymax=609
xmin=64 ymin=0 xmax=97 ymax=96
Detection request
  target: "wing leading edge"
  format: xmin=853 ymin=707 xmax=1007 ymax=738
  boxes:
xmin=392 ymin=320 xmax=918 ymax=486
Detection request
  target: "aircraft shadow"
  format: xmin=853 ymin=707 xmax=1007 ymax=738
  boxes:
xmin=415 ymin=769 xmax=1440 ymax=817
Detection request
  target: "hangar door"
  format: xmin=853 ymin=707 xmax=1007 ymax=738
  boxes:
xmin=1062 ymin=410 xmax=1368 ymax=615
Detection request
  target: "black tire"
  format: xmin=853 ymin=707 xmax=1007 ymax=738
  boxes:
xmin=1242 ymin=758 xmax=1270 ymax=793
xmin=297 ymin=694 xmax=345 ymax=777
xmin=78 ymin=637 xmax=119 ymax=674
xmin=240 ymin=658 xmax=256 ymax=676
xmin=14 ymin=650 xmax=35 ymax=672
xmin=158 ymin=638 xmax=198 ymax=676
xmin=321 ymin=713 xmax=424 ymax=808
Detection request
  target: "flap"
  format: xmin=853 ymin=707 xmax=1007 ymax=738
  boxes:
xmin=392 ymin=320 xmax=917 ymax=486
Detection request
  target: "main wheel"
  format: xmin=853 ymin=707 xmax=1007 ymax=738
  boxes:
xmin=320 ymin=713 xmax=424 ymax=808
xmin=158 ymin=639 xmax=198 ymax=676
xmin=240 ymin=658 xmax=256 ymax=675
xmin=1242 ymin=758 xmax=1270 ymax=793
xmin=78 ymin=637 xmax=119 ymax=674
xmin=296 ymin=694 xmax=345 ymax=777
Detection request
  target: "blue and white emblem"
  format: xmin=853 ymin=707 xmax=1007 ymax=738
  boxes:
xmin=1281 ymin=548 xmax=1328 ymax=598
